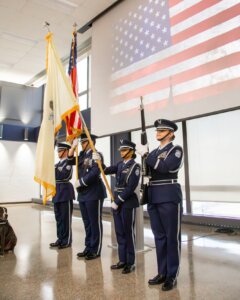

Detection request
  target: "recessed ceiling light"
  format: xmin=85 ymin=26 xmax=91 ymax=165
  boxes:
xmin=0 ymin=62 xmax=11 ymax=69
xmin=57 ymin=0 xmax=78 ymax=8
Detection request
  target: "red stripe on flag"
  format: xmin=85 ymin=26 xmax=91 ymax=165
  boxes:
xmin=111 ymin=53 xmax=240 ymax=104
xmin=173 ymin=78 xmax=240 ymax=104
xmin=115 ymin=78 xmax=240 ymax=116
xmin=149 ymin=78 xmax=240 ymax=108
xmin=169 ymin=0 xmax=183 ymax=9
xmin=112 ymin=27 xmax=240 ymax=90
xmin=172 ymin=4 xmax=240 ymax=44
xmin=170 ymin=0 xmax=221 ymax=26
xmin=70 ymin=68 xmax=78 ymax=97
xmin=66 ymin=32 xmax=82 ymax=139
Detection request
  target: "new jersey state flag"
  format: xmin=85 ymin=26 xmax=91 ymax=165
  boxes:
xmin=34 ymin=32 xmax=79 ymax=204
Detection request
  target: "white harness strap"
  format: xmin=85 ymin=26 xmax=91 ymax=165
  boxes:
xmin=154 ymin=145 xmax=183 ymax=172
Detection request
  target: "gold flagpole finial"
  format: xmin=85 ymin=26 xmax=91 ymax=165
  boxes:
xmin=73 ymin=22 xmax=78 ymax=33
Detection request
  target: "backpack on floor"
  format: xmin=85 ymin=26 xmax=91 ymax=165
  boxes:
xmin=0 ymin=207 xmax=17 ymax=253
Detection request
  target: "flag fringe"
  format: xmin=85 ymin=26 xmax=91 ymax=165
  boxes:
xmin=54 ymin=104 xmax=80 ymax=134
xmin=34 ymin=176 xmax=56 ymax=205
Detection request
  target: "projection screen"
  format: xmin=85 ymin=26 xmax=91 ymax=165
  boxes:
xmin=91 ymin=0 xmax=240 ymax=136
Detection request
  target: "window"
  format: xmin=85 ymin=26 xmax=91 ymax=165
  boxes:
xmin=76 ymin=55 xmax=91 ymax=110
xmin=77 ymin=57 xmax=88 ymax=93
xmin=95 ymin=136 xmax=111 ymax=206
xmin=187 ymin=110 xmax=240 ymax=217
xmin=78 ymin=94 xmax=88 ymax=111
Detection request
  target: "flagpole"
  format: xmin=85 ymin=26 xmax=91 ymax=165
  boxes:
xmin=75 ymin=145 xmax=79 ymax=180
xmin=43 ymin=21 xmax=51 ymax=32
xmin=79 ymin=112 xmax=114 ymax=202
xmin=71 ymin=23 xmax=79 ymax=181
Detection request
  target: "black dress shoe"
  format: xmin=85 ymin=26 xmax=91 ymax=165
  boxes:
xmin=58 ymin=244 xmax=71 ymax=249
xmin=111 ymin=262 xmax=126 ymax=270
xmin=77 ymin=250 xmax=89 ymax=258
xmin=148 ymin=274 xmax=166 ymax=285
xmin=162 ymin=278 xmax=177 ymax=291
xmin=122 ymin=264 xmax=135 ymax=274
xmin=49 ymin=241 xmax=60 ymax=248
xmin=85 ymin=253 xmax=100 ymax=260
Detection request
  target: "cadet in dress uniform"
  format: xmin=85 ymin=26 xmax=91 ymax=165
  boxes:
xmin=137 ymin=119 xmax=183 ymax=291
xmin=68 ymin=133 xmax=107 ymax=260
xmin=50 ymin=142 xmax=75 ymax=249
xmin=104 ymin=140 xmax=140 ymax=274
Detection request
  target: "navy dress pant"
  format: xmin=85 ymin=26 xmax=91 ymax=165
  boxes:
xmin=79 ymin=199 xmax=103 ymax=255
xmin=113 ymin=207 xmax=136 ymax=265
xmin=148 ymin=202 xmax=182 ymax=279
xmin=54 ymin=201 xmax=73 ymax=246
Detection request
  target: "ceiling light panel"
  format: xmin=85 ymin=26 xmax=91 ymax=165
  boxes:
xmin=0 ymin=62 xmax=12 ymax=69
xmin=57 ymin=0 xmax=79 ymax=8
xmin=32 ymin=0 xmax=78 ymax=15
xmin=1 ymin=33 xmax=37 ymax=47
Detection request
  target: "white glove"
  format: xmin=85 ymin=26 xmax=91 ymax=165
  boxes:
xmin=143 ymin=176 xmax=150 ymax=185
xmin=92 ymin=152 xmax=101 ymax=161
xmin=111 ymin=202 xmax=118 ymax=210
xmin=136 ymin=144 xmax=149 ymax=157
xmin=71 ymin=138 xmax=79 ymax=149
xmin=57 ymin=166 xmax=63 ymax=172
xmin=75 ymin=180 xmax=81 ymax=189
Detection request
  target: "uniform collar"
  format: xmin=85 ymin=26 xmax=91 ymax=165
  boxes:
xmin=83 ymin=148 xmax=92 ymax=155
xmin=158 ymin=141 xmax=173 ymax=151
xmin=123 ymin=158 xmax=133 ymax=165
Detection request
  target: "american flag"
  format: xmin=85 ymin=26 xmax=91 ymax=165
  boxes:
xmin=110 ymin=0 xmax=240 ymax=115
xmin=66 ymin=31 xmax=82 ymax=139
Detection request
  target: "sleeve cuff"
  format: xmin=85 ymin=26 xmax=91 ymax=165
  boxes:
xmin=115 ymin=195 xmax=125 ymax=205
xmin=81 ymin=178 xmax=88 ymax=187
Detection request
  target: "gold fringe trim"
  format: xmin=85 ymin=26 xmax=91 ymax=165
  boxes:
xmin=45 ymin=32 xmax=53 ymax=72
xmin=54 ymin=105 xmax=80 ymax=134
xmin=34 ymin=176 xmax=56 ymax=205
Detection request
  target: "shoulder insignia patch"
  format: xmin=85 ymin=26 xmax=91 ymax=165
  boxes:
xmin=175 ymin=150 xmax=182 ymax=158
xmin=135 ymin=168 xmax=140 ymax=176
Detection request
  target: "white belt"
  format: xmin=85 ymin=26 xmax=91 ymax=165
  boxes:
xmin=150 ymin=179 xmax=178 ymax=186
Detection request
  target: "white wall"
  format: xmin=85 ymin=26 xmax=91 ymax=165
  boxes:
xmin=0 ymin=141 xmax=39 ymax=203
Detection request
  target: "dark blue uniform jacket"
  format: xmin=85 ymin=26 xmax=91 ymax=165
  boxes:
xmin=68 ymin=149 xmax=107 ymax=202
xmin=105 ymin=159 xmax=140 ymax=208
xmin=52 ymin=159 xmax=75 ymax=203
xmin=146 ymin=142 xmax=183 ymax=204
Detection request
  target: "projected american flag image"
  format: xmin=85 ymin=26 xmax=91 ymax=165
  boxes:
xmin=109 ymin=0 xmax=240 ymax=115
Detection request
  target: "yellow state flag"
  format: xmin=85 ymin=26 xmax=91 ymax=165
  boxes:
xmin=34 ymin=32 xmax=79 ymax=204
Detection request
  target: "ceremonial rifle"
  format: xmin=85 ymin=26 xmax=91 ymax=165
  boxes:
xmin=139 ymin=96 xmax=150 ymax=205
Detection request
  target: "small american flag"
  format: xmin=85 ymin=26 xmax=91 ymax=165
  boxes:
xmin=110 ymin=0 xmax=240 ymax=115
xmin=66 ymin=31 xmax=82 ymax=139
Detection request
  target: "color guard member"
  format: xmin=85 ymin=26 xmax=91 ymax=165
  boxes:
xmin=68 ymin=133 xmax=107 ymax=260
xmin=50 ymin=142 xmax=75 ymax=249
xmin=137 ymin=119 xmax=183 ymax=291
xmin=103 ymin=140 xmax=140 ymax=274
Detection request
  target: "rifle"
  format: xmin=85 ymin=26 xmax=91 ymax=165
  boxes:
xmin=139 ymin=96 xmax=150 ymax=205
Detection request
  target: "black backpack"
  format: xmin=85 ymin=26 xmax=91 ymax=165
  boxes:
xmin=0 ymin=207 xmax=17 ymax=255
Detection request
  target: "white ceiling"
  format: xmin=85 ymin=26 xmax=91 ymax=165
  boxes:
xmin=0 ymin=0 xmax=117 ymax=86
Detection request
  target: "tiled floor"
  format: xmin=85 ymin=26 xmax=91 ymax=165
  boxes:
xmin=0 ymin=204 xmax=240 ymax=300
